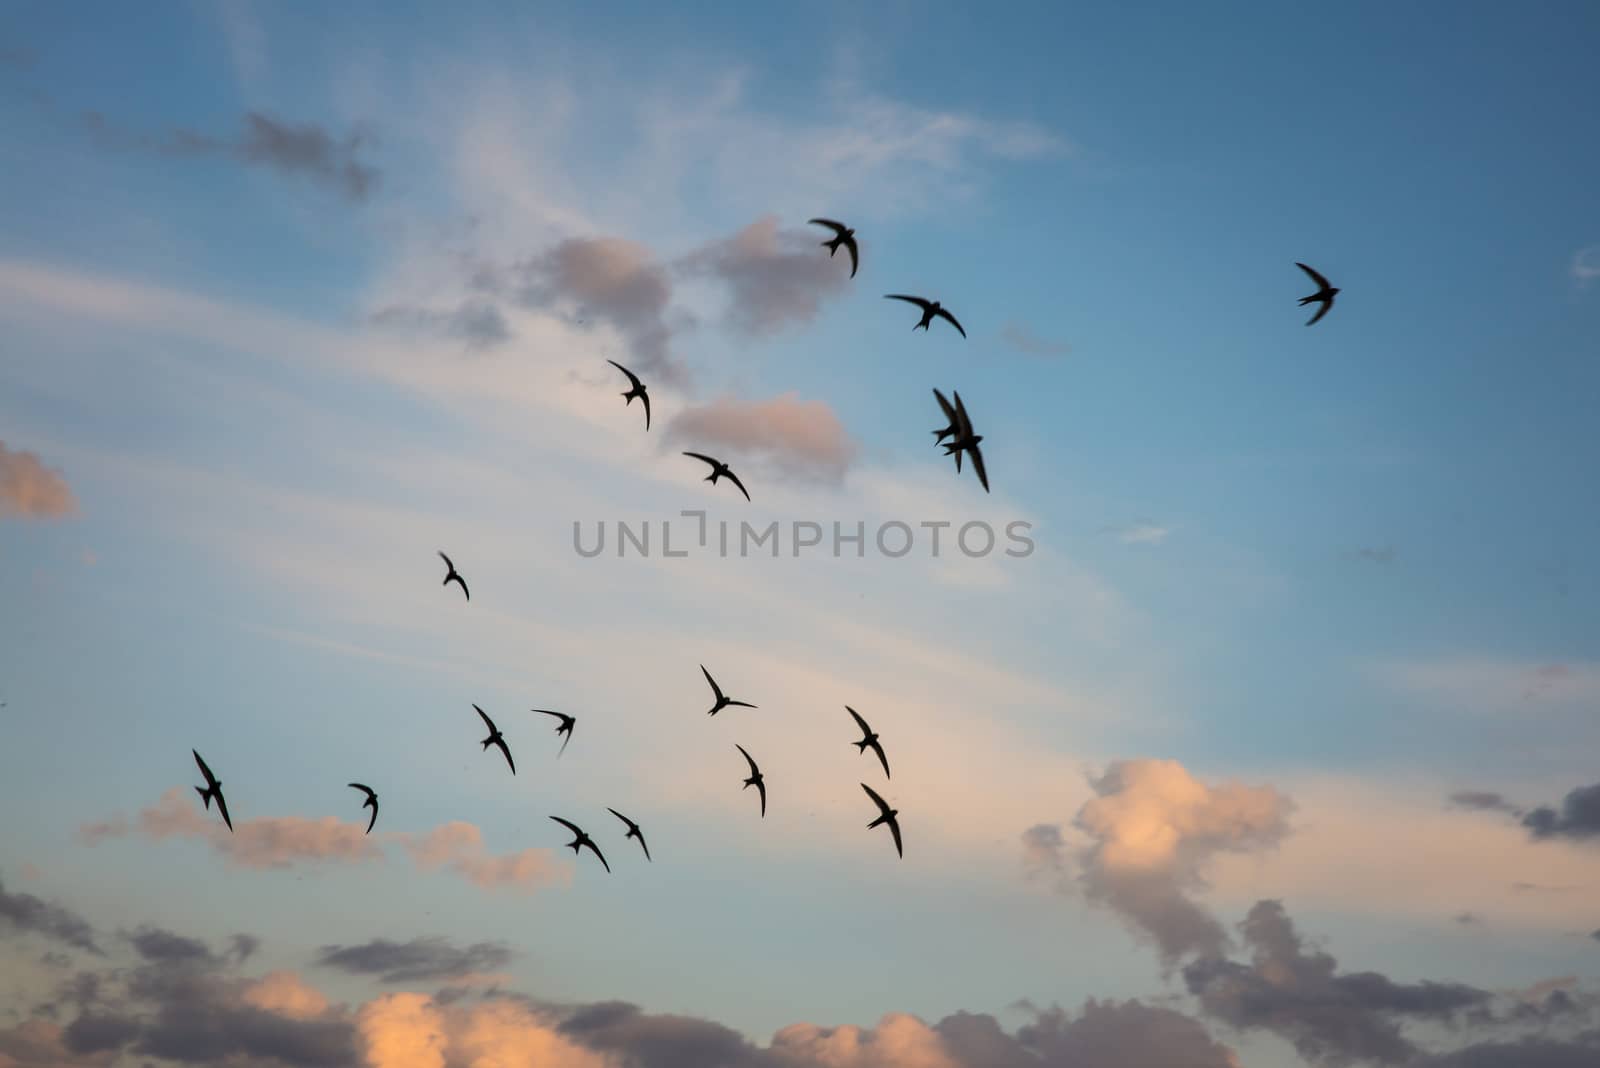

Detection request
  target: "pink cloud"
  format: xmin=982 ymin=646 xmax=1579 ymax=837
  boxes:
xmin=666 ymin=391 xmax=859 ymax=483
xmin=0 ymin=440 xmax=77 ymax=519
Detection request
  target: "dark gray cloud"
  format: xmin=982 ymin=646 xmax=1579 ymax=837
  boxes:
xmin=1591 ymin=930 xmax=1600 ymax=943
xmin=1409 ymin=1033 xmax=1600 ymax=1068
xmin=674 ymin=215 xmax=852 ymax=337
xmin=999 ymin=322 xmax=1071 ymax=359
xmin=1183 ymin=900 xmax=1492 ymax=1066
xmin=62 ymin=1012 xmax=141 ymax=1055
xmin=126 ymin=926 xmax=214 ymax=965
xmin=314 ymin=936 xmax=513 ymax=983
xmin=0 ymin=876 xmax=100 ymax=955
xmin=81 ymin=109 xmax=379 ymax=201
xmin=1450 ymin=791 xmax=1521 ymax=815
xmin=369 ymin=300 xmax=511 ymax=350
xmin=1522 ymin=782 xmax=1600 ymax=841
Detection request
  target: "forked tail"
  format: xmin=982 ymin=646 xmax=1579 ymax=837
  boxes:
xmin=195 ymin=786 xmax=212 ymax=810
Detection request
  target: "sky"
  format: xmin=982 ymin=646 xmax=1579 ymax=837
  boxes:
xmin=2 ymin=3 xmax=1599 ymax=1067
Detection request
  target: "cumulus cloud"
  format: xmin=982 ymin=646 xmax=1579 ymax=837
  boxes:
xmin=1184 ymin=900 xmax=1492 ymax=1066
xmin=675 ymin=215 xmax=852 ymax=336
xmin=402 ymin=821 xmax=570 ymax=893
xmin=1068 ymin=759 xmax=1294 ymax=964
xmin=0 ymin=441 xmax=77 ymax=519
xmin=82 ymin=108 xmax=380 ymax=200
xmin=999 ymin=322 xmax=1071 ymax=359
xmin=1522 ymin=782 xmax=1600 ymax=842
xmin=665 ymin=392 xmax=859 ymax=483
xmin=0 ymin=875 xmax=100 ymax=955
xmin=316 ymin=937 xmax=514 ymax=984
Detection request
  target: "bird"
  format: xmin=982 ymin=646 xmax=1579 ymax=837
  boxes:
xmin=807 ymin=218 xmax=859 ymax=278
xmin=473 ymin=704 xmax=515 ymax=774
xmin=607 ymin=808 xmax=652 ymax=862
xmin=606 ymin=359 xmax=651 ymax=430
xmin=682 ymin=452 xmax=751 ymax=502
xmin=1295 ymin=262 xmax=1340 ymax=326
xmin=701 ymin=665 xmax=757 ymax=717
xmin=932 ymin=388 xmax=959 ymax=444
xmin=550 ymin=816 xmax=610 ymax=873
xmin=846 ymin=706 xmax=891 ymax=779
xmin=191 ymin=749 xmax=233 ymax=833
xmin=861 ymin=782 xmax=903 ymax=858
xmin=735 ymin=744 xmax=766 ymax=818
xmin=941 ymin=392 xmax=989 ymax=492
xmin=885 ymin=294 xmax=965 ymax=338
xmin=438 ymin=551 xmax=470 ymax=601
xmin=348 ymin=782 xmax=379 ymax=835
xmin=534 ymin=709 xmax=576 ymax=757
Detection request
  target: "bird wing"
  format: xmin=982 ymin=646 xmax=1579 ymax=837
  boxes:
xmin=846 ymin=705 xmax=873 ymax=737
xmin=534 ymin=708 xmax=564 ymax=724
xmin=726 ymin=699 xmax=757 ymax=709
xmin=437 ymin=550 xmax=454 ymax=572
xmin=888 ymin=816 xmax=903 ymax=857
xmin=348 ymin=782 xmax=375 ymax=801
xmin=885 ymin=294 xmax=932 ymax=312
xmin=861 ymin=782 xmax=892 ymax=819
xmin=953 ymin=392 xmax=975 ymax=439
xmin=607 ymin=359 xmax=643 ymax=391
xmin=365 ymin=801 xmax=378 ymax=834
xmin=637 ymin=831 xmax=651 ymax=862
xmin=607 ymin=808 xmax=634 ymax=831
xmin=969 ymin=442 xmax=990 ymax=493
xmin=193 ymin=749 xmax=217 ymax=787
xmin=757 ymin=780 xmax=766 ymax=817
xmin=493 ymin=737 xmax=515 ymax=775
xmin=934 ymin=306 xmax=966 ymax=338
xmin=1305 ymin=297 xmax=1333 ymax=326
xmin=701 ymin=665 xmax=725 ymax=702
xmin=1295 ymin=262 xmax=1331 ymax=290
xmin=843 ymin=235 xmax=859 ymax=278
xmin=736 ymin=744 xmax=760 ymax=777
xmin=584 ymin=839 xmax=611 ymax=872
xmin=474 ymin=704 xmax=496 ymax=732
xmin=550 ymin=816 xmax=582 ymax=836
xmin=723 ymin=469 xmax=752 ymax=502
xmin=641 ymin=390 xmax=651 ymax=430
xmin=808 ymin=218 xmax=848 ymax=237
xmin=682 ymin=451 xmax=720 ymax=470
xmin=214 ymin=788 xmax=234 ymax=832
xmin=869 ymin=739 xmax=891 ymax=779
xmin=933 ymin=389 xmax=958 ymax=424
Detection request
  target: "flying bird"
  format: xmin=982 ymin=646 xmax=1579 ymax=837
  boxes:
xmin=701 ymin=665 xmax=757 ymax=717
xmin=191 ymin=749 xmax=233 ymax=833
xmin=808 ymin=218 xmax=859 ymax=278
xmin=438 ymin=551 xmax=469 ymax=601
xmin=550 ymin=816 xmax=610 ymax=873
xmin=735 ymin=744 xmax=766 ymax=818
xmin=941 ymin=391 xmax=989 ymax=493
xmin=534 ymin=709 xmax=576 ymax=757
xmin=861 ymin=782 xmax=903 ymax=858
xmin=606 ymin=359 xmax=651 ymax=430
xmin=1295 ymin=262 xmax=1340 ymax=326
xmin=932 ymin=388 xmax=959 ymax=444
xmin=846 ymin=706 xmax=891 ymax=779
xmin=473 ymin=704 xmax=515 ymax=775
xmin=607 ymin=808 xmax=652 ymax=862
xmin=682 ymin=452 xmax=751 ymax=502
xmin=885 ymin=294 xmax=965 ymax=338
xmin=348 ymin=782 xmax=379 ymax=834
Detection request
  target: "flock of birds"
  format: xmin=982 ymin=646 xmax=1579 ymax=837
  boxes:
xmin=185 ymin=219 xmax=1340 ymax=871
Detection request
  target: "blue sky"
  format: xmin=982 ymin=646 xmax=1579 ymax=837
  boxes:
xmin=2 ymin=4 xmax=1599 ymax=1067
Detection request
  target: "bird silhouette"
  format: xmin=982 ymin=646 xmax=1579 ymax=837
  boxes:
xmin=473 ymin=704 xmax=515 ymax=774
xmin=550 ymin=816 xmax=610 ymax=872
xmin=607 ymin=808 xmax=652 ymax=862
xmin=606 ymin=360 xmax=651 ymax=430
xmin=701 ymin=665 xmax=757 ymax=717
xmin=861 ymin=782 xmax=903 ymax=858
xmin=534 ymin=709 xmax=576 ymax=757
xmin=1295 ymin=262 xmax=1340 ymax=326
xmin=736 ymin=744 xmax=766 ymax=818
xmin=808 ymin=218 xmax=859 ymax=278
xmin=438 ymin=551 xmax=469 ymax=601
xmin=348 ymin=783 xmax=379 ymax=834
xmin=683 ymin=452 xmax=752 ymax=502
xmin=941 ymin=392 xmax=989 ymax=492
xmin=191 ymin=749 xmax=233 ymax=832
xmin=932 ymin=388 xmax=959 ymax=444
xmin=885 ymin=294 xmax=965 ymax=338
xmin=846 ymin=706 xmax=891 ymax=779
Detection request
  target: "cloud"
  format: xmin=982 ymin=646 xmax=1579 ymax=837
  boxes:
xmin=1522 ymin=782 xmax=1600 ymax=842
xmin=316 ymin=938 xmax=514 ymax=984
xmin=1067 ymin=759 xmax=1294 ymax=964
xmin=999 ymin=322 xmax=1070 ymax=359
xmin=1450 ymin=791 xmax=1521 ymax=815
xmin=0 ymin=876 xmax=100 ymax=955
xmin=1375 ymin=658 xmax=1600 ymax=707
xmin=1351 ymin=546 xmax=1396 ymax=564
xmin=81 ymin=108 xmax=379 ymax=200
xmin=402 ymin=821 xmax=571 ymax=894
xmin=1411 ymin=1034 xmax=1600 ymax=1068
xmin=1571 ymin=245 xmax=1600 ymax=287
xmin=127 ymin=926 xmax=214 ymax=964
xmin=1021 ymin=824 xmax=1068 ymax=884
xmin=1184 ymin=900 xmax=1492 ymax=1067
xmin=0 ymin=441 xmax=77 ymax=519
xmin=1114 ymin=523 xmax=1170 ymax=546
xmin=369 ymin=301 xmax=511 ymax=350
xmin=675 ymin=215 xmax=851 ymax=336
xmin=664 ymin=392 xmax=859 ymax=483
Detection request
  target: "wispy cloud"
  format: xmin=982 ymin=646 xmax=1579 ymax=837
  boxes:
xmin=315 ymin=937 xmax=513 ymax=984
xmin=0 ymin=875 xmax=100 ymax=955
xmin=0 ymin=440 xmax=77 ymax=519
xmin=1571 ymin=244 xmax=1600 ymax=287
xmin=1114 ymin=522 xmax=1171 ymax=546
xmin=999 ymin=321 xmax=1071 ymax=359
